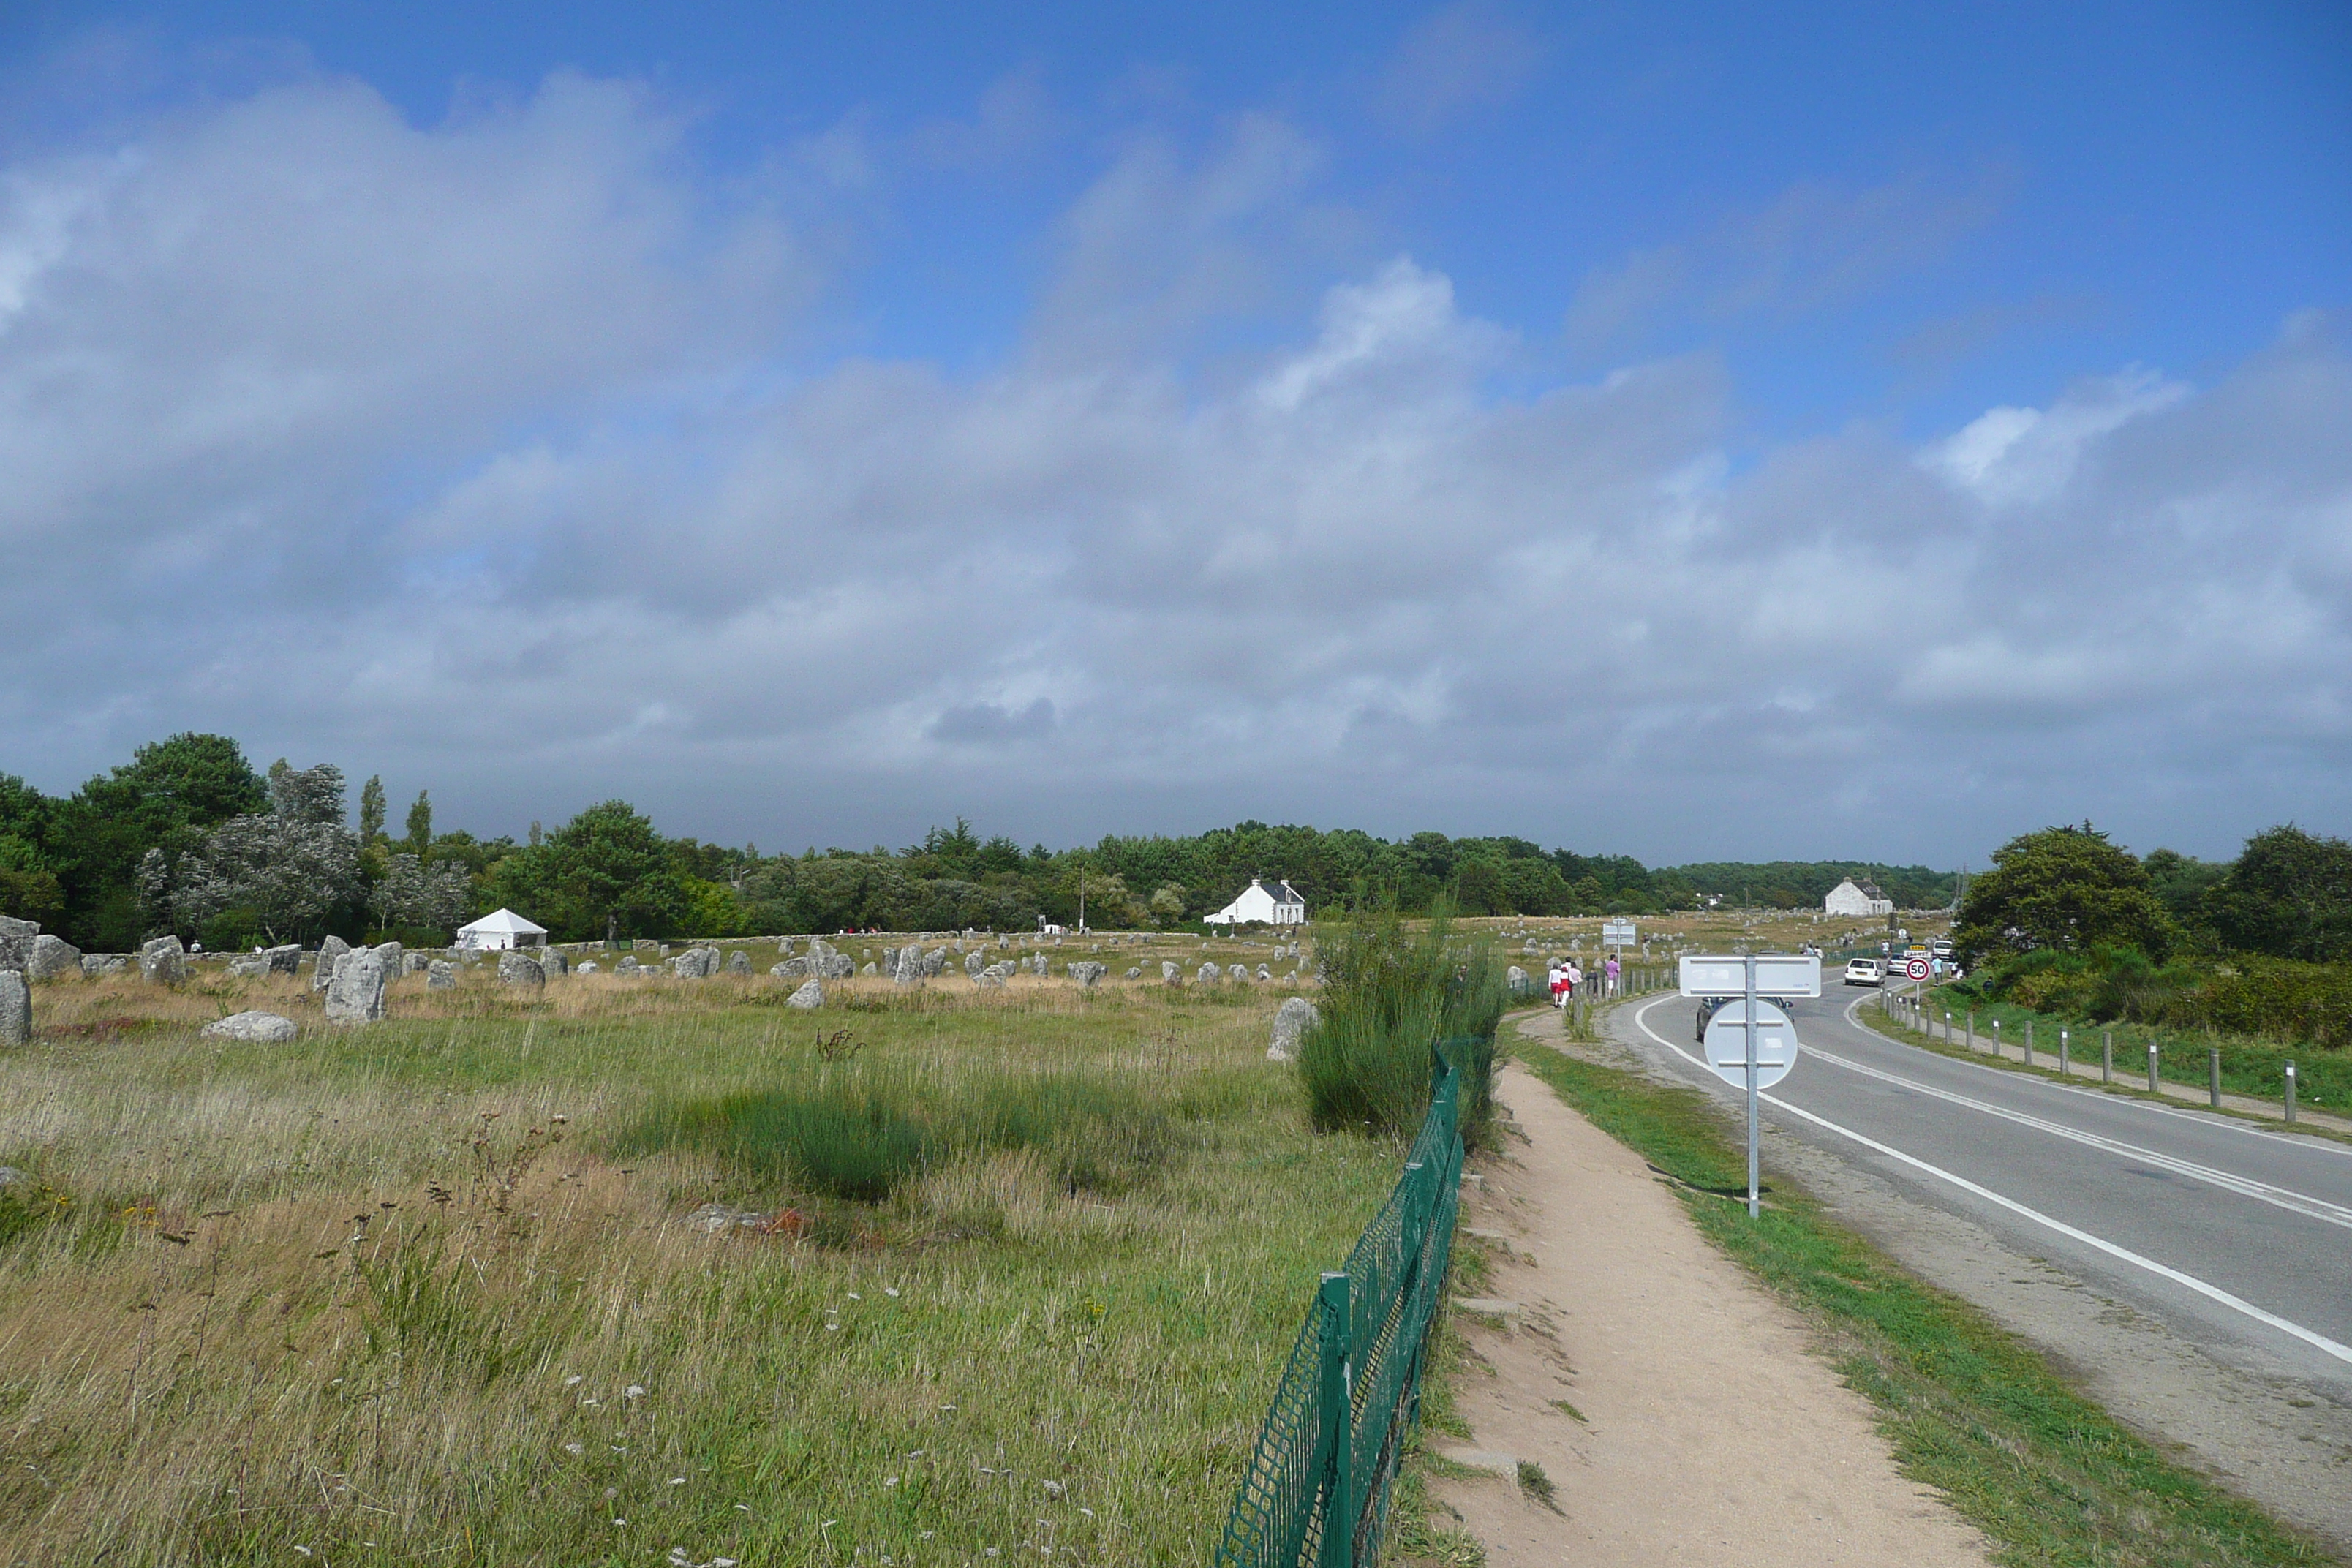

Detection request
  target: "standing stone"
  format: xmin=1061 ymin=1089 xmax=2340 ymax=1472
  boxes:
xmin=0 ymin=970 xmax=27 ymax=1047
xmin=1269 ymin=996 xmax=1321 ymax=1061
xmin=1506 ymin=965 xmax=1530 ymax=996
xmin=541 ymin=948 xmax=570 ymax=977
xmin=1125 ymin=967 xmax=1142 ymax=979
xmin=892 ymin=946 xmax=924 ymax=986
xmin=617 ymin=956 xmax=641 ymax=974
xmin=785 ymin=978 xmax=824 ymax=1010
xmin=1161 ymin=960 xmax=1181 ymax=984
xmin=200 ymin=1011 xmax=298 ymax=1043
xmin=26 ymin=935 xmax=82 ymax=981
xmin=1068 ymin=961 xmax=1107 ymax=987
xmin=312 ymin=935 xmax=351 ymax=992
xmin=325 ymin=952 xmax=388 ymax=1023
xmin=227 ymin=952 xmax=271 ymax=978
xmin=427 ymin=960 xmax=456 ymax=990
xmin=965 ymin=949 xmax=987 ymax=978
xmin=497 ymin=951 xmax=546 ymax=989
xmin=860 ymin=962 xmax=877 ymax=976
xmin=80 ymin=954 xmax=128 ymax=976
xmin=1198 ymin=962 xmax=1222 ymax=984
xmin=0 ymin=916 xmax=39 ymax=971
xmin=725 ymin=950 xmax=751 ymax=976
xmin=139 ymin=935 xmax=187 ymax=987
xmin=265 ymin=944 xmax=302 ymax=976
xmin=404 ymin=951 xmax=432 ymax=975
xmin=777 ymin=936 xmax=797 ymax=955
xmin=1256 ymin=964 xmax=1272 ymax=981
xmin=923 ymin=947 xmax=950 ymax=979
xmin=369 ymin=942 xmax=404 ymax=981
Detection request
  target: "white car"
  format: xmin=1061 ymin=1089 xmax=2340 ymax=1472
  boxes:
xmin=1844 ymin=957 xmax=1883 ymax=987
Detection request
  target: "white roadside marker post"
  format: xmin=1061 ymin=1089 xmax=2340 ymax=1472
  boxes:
xmin=2285 ymin=1061 xmax=2298 ymax=1124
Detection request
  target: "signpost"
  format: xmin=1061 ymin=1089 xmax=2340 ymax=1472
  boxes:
xmin=1601 ymin=919 xmax=1637 ymax=949
xmin=1906 ymin=957 xmax=1930 ymax=982
xmin=1682 ymin=954 xmax=1821 ymax=1218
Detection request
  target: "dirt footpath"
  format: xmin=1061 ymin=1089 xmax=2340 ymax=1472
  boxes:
xmin=1428 ymin=1026 xmax=1990 ymax=1567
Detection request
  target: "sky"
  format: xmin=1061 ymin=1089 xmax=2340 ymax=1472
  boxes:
xmin=1 ymin=1 xmax=2348 ymax=868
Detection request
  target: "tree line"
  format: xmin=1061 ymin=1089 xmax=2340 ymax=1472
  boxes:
xmin=1950 ymin=822 xmax=2352 ymax=1047
xmin=1 ymin=731 xmax=1961 ymax=950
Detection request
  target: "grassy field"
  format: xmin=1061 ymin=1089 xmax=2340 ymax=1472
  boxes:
xmin=1516 ymin=1036 xmax=2332 ymax=1568
xmin=0 ymin=951 xmax=1397 ymax=1565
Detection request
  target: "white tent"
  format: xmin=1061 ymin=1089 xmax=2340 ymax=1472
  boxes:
xmin=456 ymin=908 xmax=549 ymax=951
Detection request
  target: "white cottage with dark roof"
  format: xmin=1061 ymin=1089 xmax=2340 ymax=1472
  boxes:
xmin=1205 ymin=878 xmax=1308 ymax=927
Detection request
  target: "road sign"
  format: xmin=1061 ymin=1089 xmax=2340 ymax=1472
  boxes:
xmin=1601 ymin=919 xmax=1637 ymax=948
xmin=1702 ymin=1000 xmax=1798 ymax=1090
xmin=1679 ymin=954 xmax=1822 ymax=998
xmin=1906 ymin=957 xmax=1930 ymax=981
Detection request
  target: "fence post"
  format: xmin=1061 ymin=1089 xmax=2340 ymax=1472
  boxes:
xmin=1967 ymin=1011 xmax=1975 ymax=1053
xmin=2101 ymin=1030 xmax=2112 ymax=1085
xmin=2148 ymin=1041 xmax=2160 ymax=1093
xmin=1316 ymin=1273 xmax=1353 ymax=1568
xmin=2060 ymin=1029 xmax=2070 ymax=1078
xmin=2209 ymin=1049 xmax=2222 ymax=1109
xmin=2285 ymin=1061 xmax=2297 ymax=1124
xmin=2024 ymin=1021 xmax=2035 ymax=1068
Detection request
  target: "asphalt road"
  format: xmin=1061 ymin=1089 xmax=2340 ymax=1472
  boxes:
xmin=1610 ymin=983 xmax=2352 ymax=1401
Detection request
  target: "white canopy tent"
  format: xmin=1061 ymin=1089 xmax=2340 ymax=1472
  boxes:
xmin=456 ymin=908 xmax=549 ymax=951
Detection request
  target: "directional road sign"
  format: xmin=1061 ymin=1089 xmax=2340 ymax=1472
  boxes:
xmin=1702 ymin=1000 xmax=1798 ymax=1090
xmin=1601 ymin=919 xmax=1637 ymax=948
xmin=1679 ymin=954 xmax=1822 ymax=999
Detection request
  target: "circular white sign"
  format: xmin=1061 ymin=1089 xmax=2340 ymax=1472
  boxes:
xmin=1906 ymin=958 xmax=1930 ymax=981
xmin=1701 ymin=999 xmax=1798 ymax=1090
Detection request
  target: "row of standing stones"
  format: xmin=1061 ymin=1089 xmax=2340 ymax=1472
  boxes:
xmin=1 ymin=915 xmax=1321 ymax=1052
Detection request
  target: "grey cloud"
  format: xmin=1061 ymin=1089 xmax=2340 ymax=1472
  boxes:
xmin=1 ymin=72 xmax=2346 ymax=869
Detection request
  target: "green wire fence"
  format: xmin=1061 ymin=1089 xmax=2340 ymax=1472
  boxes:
xmin=1212 ymin=1037 xmax=1483 ymax=1568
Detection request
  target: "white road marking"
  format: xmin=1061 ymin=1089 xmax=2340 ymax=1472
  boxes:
xmin=1629 ymin=996 xmax=2352 ymax=1369
xmin=1795 ymin=1041 xmax=2352 ymax=1230
xmin=1839 ymin=990 xmax=2352 ymax=1166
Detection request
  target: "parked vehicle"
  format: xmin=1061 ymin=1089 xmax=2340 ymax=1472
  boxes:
xmin=1695 ymin=995 xmax=1729 ymax=1041
xmin=1844 ymin=957 xmax=1884 ymax=987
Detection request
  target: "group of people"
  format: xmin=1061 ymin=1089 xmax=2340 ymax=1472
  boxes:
xmin=1546 ymin=951 xmax=1621 ymax=1008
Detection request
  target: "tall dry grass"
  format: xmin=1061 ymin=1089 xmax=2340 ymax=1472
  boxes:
xmin=0 ymin=962 xmax=1384 ymax=1564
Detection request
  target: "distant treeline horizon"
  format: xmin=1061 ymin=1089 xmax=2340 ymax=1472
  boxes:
xmin=6 ymin=732 xmax=1976 ymax=949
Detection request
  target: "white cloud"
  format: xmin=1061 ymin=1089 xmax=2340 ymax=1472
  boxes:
xmin=1 ymin=66 xmax=2348 ymax=864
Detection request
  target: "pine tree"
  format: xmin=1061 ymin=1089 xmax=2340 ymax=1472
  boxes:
xmin=404 ymin=790 xmax=434 ymax=855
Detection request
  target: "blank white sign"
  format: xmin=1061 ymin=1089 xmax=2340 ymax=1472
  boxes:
xmin=1678 ymin=954 xmax=1823 ymax=999
xmin=1702 ymin=999 xmax=1798 ymax=1089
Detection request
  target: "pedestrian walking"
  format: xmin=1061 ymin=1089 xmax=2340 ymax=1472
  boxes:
xmin=1605 ymin=952 xmax=1621 ymax=997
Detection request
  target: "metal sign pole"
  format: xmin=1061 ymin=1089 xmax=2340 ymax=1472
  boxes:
xmin=1744 ymin=951 xmax=1759 ymax=1218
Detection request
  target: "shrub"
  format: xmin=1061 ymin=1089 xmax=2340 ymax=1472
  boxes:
xmin=1297 ymin=902 xmax=1504 ymax=1142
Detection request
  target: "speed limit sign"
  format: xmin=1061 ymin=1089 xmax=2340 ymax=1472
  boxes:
xmin=1906 ymin=958 xmax=1930 ymax=981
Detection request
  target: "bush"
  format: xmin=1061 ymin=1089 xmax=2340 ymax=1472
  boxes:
xmin=1297 ymin=902 xmax=1504 ymax=1143
xmin=1965 ymin=945 xmax=2352 ymax=1049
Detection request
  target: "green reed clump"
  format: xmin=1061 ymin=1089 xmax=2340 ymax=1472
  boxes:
xmin=624 ymin=1059 xmax=1180 ymax=1204
xmin=1297 ymin=902 xmax=1505 ymax=1142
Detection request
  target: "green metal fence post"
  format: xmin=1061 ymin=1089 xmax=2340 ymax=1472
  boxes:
xmin=1315 ymin=1273 xmax=1354 ymax=1568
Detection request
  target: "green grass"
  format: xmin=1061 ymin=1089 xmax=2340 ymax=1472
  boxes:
xmin=1518 ymin=1041 xmax=2332 ymax=1567
xmin=0 ymin=974 xmax=1398 ymax=1564
xmin=1915 ymin=988 xmax=2352 ymax=1116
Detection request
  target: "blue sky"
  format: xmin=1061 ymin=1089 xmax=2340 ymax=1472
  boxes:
xmin=1 ymin=1 xmax=2348 ymax=866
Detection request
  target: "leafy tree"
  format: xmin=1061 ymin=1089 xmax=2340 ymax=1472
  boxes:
xmin=2200 ymin=825 xmax=2352 ymax=962
xmin=0 ymin=774 xmax=61 ymax=926
xmin=53 ymin=734 xmax=268 ymax=949
xmin=368 ymin=853 xmax=478 ymax=940
xmin=1952 ymin=824 xmax=2176 ymax=966
xmin=489 ymin=801 xmax=690 ymax=941
xmin=2142 ymin=848 xmax=2230 ymax=922
xmin=404 ymin=790 xmax=434 ymax=854
xmin=1149 ymin=883 xmax=1188 ymax=927
xmin=358 ymin=775 xmax=388 ymax=845
xmin=144 ymin=763 xmax=361 ymax=944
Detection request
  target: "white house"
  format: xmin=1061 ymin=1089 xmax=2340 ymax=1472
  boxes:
xmin=456 ymin=908 xmax=550 ymax=951
xmin=1204 ymin=878 xmax=1308 ymax=927
xmin=1823 ymin=878 xmax=1894 ymax=918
